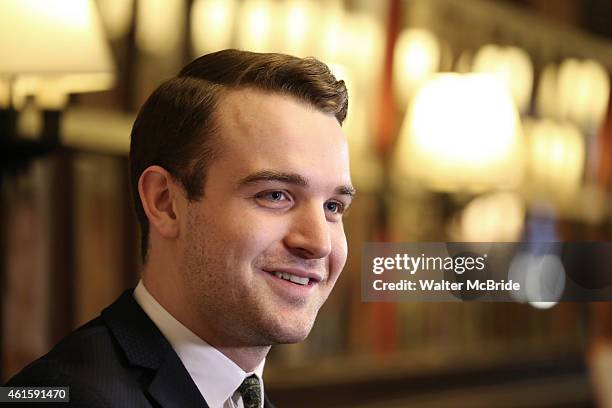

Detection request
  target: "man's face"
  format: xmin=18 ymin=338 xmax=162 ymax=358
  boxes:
xmin=178 ymin=89 xmax=353 ymax=347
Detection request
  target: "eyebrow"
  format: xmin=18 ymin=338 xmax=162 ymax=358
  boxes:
xmin=236 ymin=170 xmax=357 ymax=198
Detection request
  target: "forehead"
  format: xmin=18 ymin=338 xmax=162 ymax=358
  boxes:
xmin=211 ymin=88 xmax=351 ymax=187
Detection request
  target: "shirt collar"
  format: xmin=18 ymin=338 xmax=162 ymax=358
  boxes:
xmin=134 ymin=280 xmax=265 ymax=408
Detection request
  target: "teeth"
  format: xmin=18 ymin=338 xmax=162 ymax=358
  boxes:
xmin=288 ymin=274 xmax=309 ymax=285
xmin=272 ymin=271 xmax=309 ymax=286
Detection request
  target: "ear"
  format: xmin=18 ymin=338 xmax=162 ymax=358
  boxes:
xmin=138 ymin=165 xmax=183 ymax=240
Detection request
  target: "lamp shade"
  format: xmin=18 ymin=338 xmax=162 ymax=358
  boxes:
xmin=526 ymin=119 xmax=585 ymax=200
xmin=557 ymin=58 xmax=610 ymax=132
xmin=472 ymin=45 xmax=533 ymax=115
xmin=0 ymin=0 xmax=115 ymax=108
xmin=393 ymin=73 xmax=524 ymax=192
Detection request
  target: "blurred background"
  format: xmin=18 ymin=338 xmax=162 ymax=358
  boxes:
xmin=1 ymin=0 xmax=612 ymax=406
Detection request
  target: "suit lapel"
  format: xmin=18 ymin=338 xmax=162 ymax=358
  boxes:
xmin=101 ymin=290 xmax=208 ymax=408
xmin=148 ymin=350 xmax=209 ymax=408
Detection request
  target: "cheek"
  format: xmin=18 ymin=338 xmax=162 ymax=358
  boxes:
xmin=220 ymin=211 xmax=290 ymax=260
xmin=330 ymin=226 xmax=348 ymax=275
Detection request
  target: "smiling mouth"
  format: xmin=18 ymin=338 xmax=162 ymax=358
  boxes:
xmin=264 ymin=270 xmax=314 ymax=286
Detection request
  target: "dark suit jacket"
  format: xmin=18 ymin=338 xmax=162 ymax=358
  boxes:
xmin=5 ymin=289 xmax=276 ymax=408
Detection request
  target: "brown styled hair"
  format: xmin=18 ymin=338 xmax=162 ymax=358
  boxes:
xmin=129 ymin=49 xmax=349 ymax=261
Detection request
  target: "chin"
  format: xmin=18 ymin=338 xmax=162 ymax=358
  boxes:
xmin=270 ymin=330 xmax=311 ymax=345
xmin=264 ymin=315 xmax=316 ymax=345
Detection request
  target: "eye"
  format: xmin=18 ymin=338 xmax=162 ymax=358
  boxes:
xmin=254 ymin=190 xmax=292 ymax=207
xmin=264 ymin=191 xmax=289 ymax=201
xmin=325 ymin=200 xmax=345 ymax=214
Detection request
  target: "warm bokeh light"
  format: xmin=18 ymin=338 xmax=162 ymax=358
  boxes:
xmin=340 ymin=12 xmax=385 ymax=82
xmin=537 ymin=59 xmax=610 ymax=133
xmin=526 ymin=119 xmax=585 ymax=201
xmin=136 ymin=0 xmax=185 ymax=56
xmin=191 ymin=0 xmax=236 ymax=54
xmin=394 ymin=74 xmax=524 ymax=192
xmin=393 ymin=29 xmax=440 ymax=108
xmin=236 ymin=0 xmax=277 ymax=52
xmin=558 ymin=58 xmax=610 ymax=132
xmin=472 ymin=44 xmax=533 ymax=114
xmin=316 ymin=0 xmax=344 ymax=62
xmin=277 ymin=0 xmax=317 ymax=56
xmin=0 ymin=0 xmax=115 ymax=108
xmin=459 ymin=192 xmax=525 ymax=242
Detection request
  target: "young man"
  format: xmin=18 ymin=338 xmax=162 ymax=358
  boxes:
xmin=6 ymin=50 xmax=355 ymax=408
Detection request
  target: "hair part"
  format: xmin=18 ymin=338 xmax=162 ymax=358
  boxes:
xmin=129 ymin=49 xmax=349 ymax=262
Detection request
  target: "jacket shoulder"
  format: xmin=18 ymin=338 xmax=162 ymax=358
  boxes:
xmin=5 ymin=317 xmax=152 ymax=407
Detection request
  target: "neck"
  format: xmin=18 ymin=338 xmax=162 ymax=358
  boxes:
xmin=140 ymin=269 xmax=270 ymax=372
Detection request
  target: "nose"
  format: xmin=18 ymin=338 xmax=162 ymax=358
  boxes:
xmin=284 ymin=203 xmax=332 ymax=260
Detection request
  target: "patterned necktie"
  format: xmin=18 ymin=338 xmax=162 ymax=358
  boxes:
xmin=238 ymin=375 xmax=262 ymax=408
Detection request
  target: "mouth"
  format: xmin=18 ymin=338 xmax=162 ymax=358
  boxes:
xmin=262 ymin=269 xmax=321 ymax=287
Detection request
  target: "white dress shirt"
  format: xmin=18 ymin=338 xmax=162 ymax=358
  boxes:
xmin=133 ymin=280 xmax=265 ymax=408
